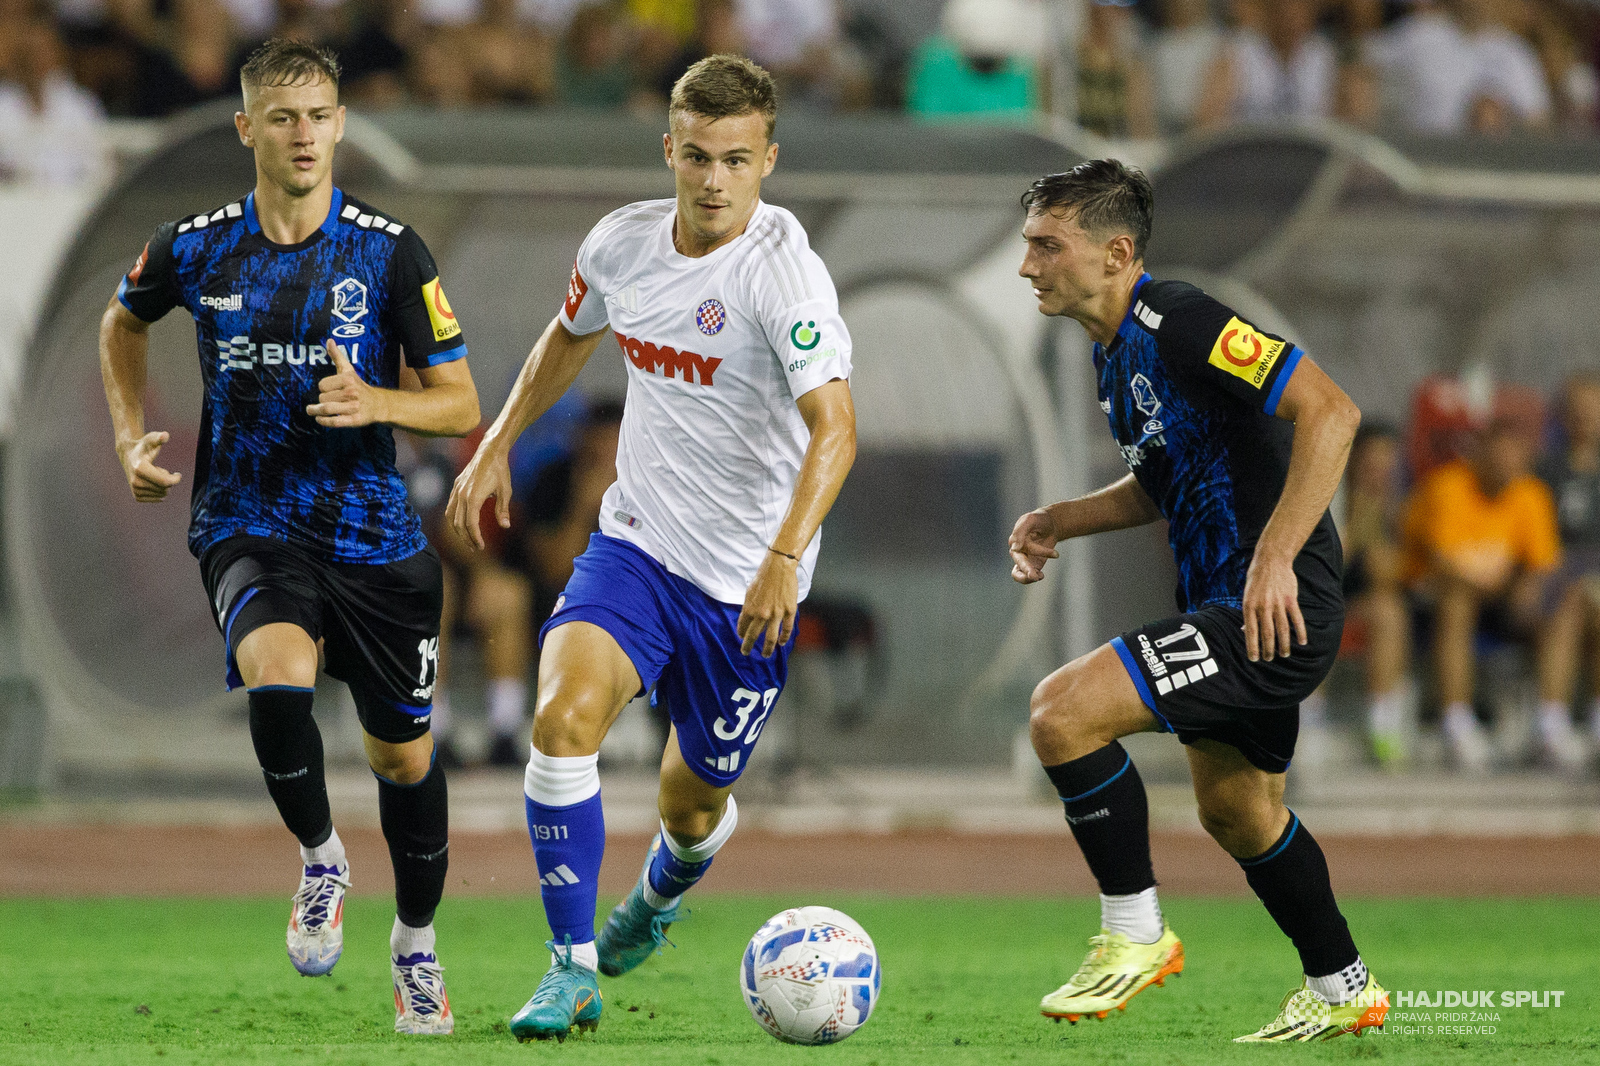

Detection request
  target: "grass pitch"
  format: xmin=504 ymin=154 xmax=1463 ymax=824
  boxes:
xmin=3 ymin=895 xmax=1594 ymax=1065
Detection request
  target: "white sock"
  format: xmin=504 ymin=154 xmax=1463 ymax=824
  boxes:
xmin=301 ymin=826 xmax=346 ymax=869
xmin=488 ymin=678 xmax=527 ymax=737
xmin=430 ymin=691 xmax=452 ymax=737
xmin=554 ymin=941 xmax=600 ymax=972
xmin=1443 ymin=702 xmax=1476 ymax=735
xmin=1367 ymin=689 xmax=1404 ymax=735
xmin=523 ymin=745 xmax=600 ymax=806
xmin=392 ymin=916 xmax=436 ymax=959
xmin=1539 ymin=700 xmax=1573 ymax=742
xmin=1100 ymin=887 xmax=1163 ymax=945
xmin=1306 ymin=956 xmax=1368 ymax=1006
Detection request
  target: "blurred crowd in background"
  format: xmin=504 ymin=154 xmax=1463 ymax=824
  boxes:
xmin=3 ymin=0 xmax=1600 ymax=183
xmin=1336 ymin=373 xmax=1600 ymax=778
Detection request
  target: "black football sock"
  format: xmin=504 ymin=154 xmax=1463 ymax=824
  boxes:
xmin=1237 ymin=811 xmax=1360 ymax=980
xmin=248 ymin=685 xmax=332 ymax=848
xmin=377 ymin=753 xmax=450 ymax=930
xmin=1043 ymin=741 xmax=1156 ymax=896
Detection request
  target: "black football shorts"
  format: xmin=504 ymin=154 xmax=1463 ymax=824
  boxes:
xmin=1112 ymin=603 xmax=1343 ymax=774
xmin=200 ymin=535 xmax=444 ymax=743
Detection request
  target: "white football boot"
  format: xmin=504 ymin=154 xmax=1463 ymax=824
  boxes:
xmin=286 ymin=861 xmax=349 ymax=976
xmin=393 ymin=950 xmax=454 ymax=1034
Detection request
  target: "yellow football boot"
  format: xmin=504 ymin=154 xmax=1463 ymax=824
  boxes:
xmin=1234 ymin=974 xmax=1389 ymax=1042
xmin=1040 ymin=926 xmax=1184 ymax=1023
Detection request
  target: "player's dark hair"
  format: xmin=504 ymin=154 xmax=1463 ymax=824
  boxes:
xmin=670 ymin=54 xmax=778 ymax=140
xmin=240 ymin=38 xmax=341 ymax=96
xmin=1022 ymin=160 xmax=1154 ymax=259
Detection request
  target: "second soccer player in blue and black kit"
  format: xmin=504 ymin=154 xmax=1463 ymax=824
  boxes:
xmin=98 ymin=40 xmax=478 ymax=1034
xmin=1010 ymin=161 xmax=1390 ymax=1042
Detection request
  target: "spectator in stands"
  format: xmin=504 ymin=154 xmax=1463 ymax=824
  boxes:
xmin=737 ymin=0 xmax=854 ymax=108
xmin=1401 ymin=417 xmax=1560 ymax=772
xmin=652 ymin=0 xmax=745 ymax=101
xmin=224 ymin=0 xmax=341 ymax=43
xmin=1533 ymin=372 xmax=1600 ymax=772
xmin=1530 ymin=0 xmax=1598 ymax=131
xmin=338 ymin=0 xmax=415 ymax=107
xmin=1459 ymin=0 xmax=1552 ymax=131
xmin=1342 ymin=423 xmax=1414 ymax=766
xmin=1366 ymin=0 xmax=1479 ymax=132
xmin=626 ymin=0 xmax=694 ymax=45
xmin=908 ymin=0 xmax=1042 ymax=122
xmin=0 ymin=16 xmax=110 ymax=184
xmin=624 ymin=0 xmax=695 ymax=89
xmin=126 ymin=0 xmax=238 ymax=117
xmin=1195 ymin=0 xmax=1339 ymax=126
xmin=52 ymin=0 xmax=144 ymax=114
xmin=555 ymin=2 xmax=634 ymax=107
xmin=519 ymin=0 xmax=585 ymax=34
xmin=1076 ymin=0 xmax=1155 ymax=139
xmin=412 ymin=0 xmax=481 ymax=31
xmin=465 ymin=0 xmax=556 ymax=104
xmin=1149 ymin=0 xmax=1225 ymax=135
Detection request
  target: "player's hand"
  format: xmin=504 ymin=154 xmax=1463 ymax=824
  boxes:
xmin=1008 ymin=508 xmax=1060 ymax=584
xmin=307 ymin=341 xmax=382 ymax=428
xmin=738 ymin=550 xmax=799 ymax=657
xmin=117 ymin=430 xmax=182 ymax=502
xmin=447 ymin=444 xmax=513 ymax=552
xmin=1242 ymin=549 xmax=1305 ymax=662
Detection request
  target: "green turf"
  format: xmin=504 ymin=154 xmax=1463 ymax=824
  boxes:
xmin=2 ymin=895 xmax=1594 ymax=1064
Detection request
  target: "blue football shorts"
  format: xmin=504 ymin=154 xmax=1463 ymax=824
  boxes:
xmin=539 ymin=533 xmax=794 ymax=787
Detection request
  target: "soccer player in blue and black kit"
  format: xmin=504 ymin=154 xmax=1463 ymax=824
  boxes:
xmin=1009 ymin=161 xmax=1389 ymax=1041
xmin=98 ymin=41 xmax=478 ymax=1034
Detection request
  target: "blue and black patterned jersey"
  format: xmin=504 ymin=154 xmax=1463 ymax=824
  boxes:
xmin=1096 ymin=274 xmax=1342 ymax=616
xmin=117 ymin=188 xmax=468 ymax=563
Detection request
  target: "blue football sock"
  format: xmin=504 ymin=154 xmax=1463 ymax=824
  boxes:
xmin=647 ymin=839 xmax=713 ymax=900
xmin=524 ymin=747 xmax=605 ymax=946
xmin=645 ymin=796 xmax=739 ymax=906
xmin=526 ymin=792 xmax=605 ymax=945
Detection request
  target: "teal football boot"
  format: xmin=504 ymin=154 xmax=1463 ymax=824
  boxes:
xmin=508 ymin=937 xmax=602 ymax=1042
xmin=595 ymin=839 xmax=680 ymax=977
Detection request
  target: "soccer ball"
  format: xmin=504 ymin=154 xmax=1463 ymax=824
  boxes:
xmin=740 ymin=906 xmax=880 ymax=1045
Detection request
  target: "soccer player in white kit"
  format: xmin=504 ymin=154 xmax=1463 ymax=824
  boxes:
xmin=446 ymin=55 xmax=857 ymax=1042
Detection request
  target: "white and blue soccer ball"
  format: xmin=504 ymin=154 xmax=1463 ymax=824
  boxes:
xmin=740 ymin=906 xmax=881 ymax=1045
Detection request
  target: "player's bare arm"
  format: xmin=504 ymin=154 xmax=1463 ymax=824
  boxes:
xmin=100 ymin=296 xmax=182 ymax=502
xmin=447 ymin=317 xmax=610 ymax=549
xmin=737 ymin=379 xmax=856 ymax=657
xmin=1010 ymin=474 xmax=1161 ymax=584
xmin=1244 ymin=356 xmax=1361 ymax=663
xmin=306 ymin=340 xmax=479 ymax=436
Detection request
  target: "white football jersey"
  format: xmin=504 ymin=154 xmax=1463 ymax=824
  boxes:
xmin=559 ymin=198 xmax=852 ymax=604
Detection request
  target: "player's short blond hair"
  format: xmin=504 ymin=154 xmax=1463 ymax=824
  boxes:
xmin=669 ymin=54 xmax=778 ymax=141
xmin=240 ymin=38 xmax=341 ymax=98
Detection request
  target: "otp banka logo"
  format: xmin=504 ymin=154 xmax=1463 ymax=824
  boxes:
xmin=330 ymin=278 xmax=368 ymax=339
